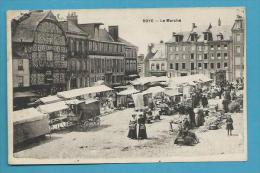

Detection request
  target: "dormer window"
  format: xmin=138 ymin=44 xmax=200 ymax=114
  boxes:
xmin=190 ymin=33 xmax=197 ymax=42
xmin=174 ymin=34 xmax=183 ymax=42
xmin=203 ymin=32 xmax=213 ymax=41
xmin=217 ymin=33 xmax=224 ymax=40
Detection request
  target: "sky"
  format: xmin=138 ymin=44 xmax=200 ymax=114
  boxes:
xmin=10 ymin=7 xmax=245 ymax=55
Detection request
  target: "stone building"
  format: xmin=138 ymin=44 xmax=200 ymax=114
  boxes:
xmin=137 ymin=54 xmax=145 ymax=77
xmin=12 ymin=10 xmax=67 ymax=97
xmin=59 ymin=12 xmax=89 ymax=90
xmin=143 ymin=16 xmax=245 ymax=83
xmin=231 ymin=15 xmax=245 ymax=80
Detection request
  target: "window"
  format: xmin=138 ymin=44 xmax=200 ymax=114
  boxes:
xmin=224 ymin=44 xmax=228 ymax=50
xmin=70 ymin=39 xmax=74 ymax=52
xmin=182 ymin=54 xmax=186 ymax=59
xmin=224 ymin=53 xmax=228 ymax=59
xmin=89 ymin=41 xmax=93 ymax=50
xmin=161 ymin=63 xmax=165 ymax=70
xmin=217 ymin=45 xmax=221 ymax=50
xmin=76 ymin=40 xmax=79 ymax=52
xmin=46 ymin=51 xmax=53 ymax=61
xmin=210 ymin=45 xmax=214 ymax=50
xmin=198 ymin=54 xmax=202 ymax=60
xmin=82 ymin=41 xmax=85 ymax=53
xmin=175 ymin=63 xmax=179 ymax=70
xmin=191 ymin=53 xmax=194 ymax=59
xmin=151 ymin=63 xmax=155 ymax=70
xmin=236 ymin=34 xmax=241 ymax=42
xmin=183 ymin=46 xmax=186 ymax=51
xmin=198 ymin=46 xmax=202 ymax=51
xmin=204 ymin=63 xmax=208 ymax=69
xmin=176 ymin=46 xmax=179 ymax=51
xmin=236 ymin=46 xmax=241 ymax=53
xmin=211 ymin=53 xmax=214 ymax=59
xmin=182 ymin=63 xmax=185 ymax=69
xmin=198 ymin=63 xmax=202 ymax=69
xmin=224 ymin=62 xmax=228 ymax=68
xmin=18 ymin=59 xmax=23 ymax=71
xmin=18 ymin=76 xmax=23 ymax=87
xmin=175 ymin=54 xmax=179 ymax=60
xmin=204 ymin=46 xmax=208 ymax=51
xmin=217 ymin=62 xmax=221 ymax=68
xmin=210 ymin=63 xmax=214 ymax=69
xmin=217 ymin=53 xmax=221 ymax=59
xmin=156 ymin=64 xmax=160 ymax=70
xmin=191 ymin=45 xmax=196 ymax=51
xmin=191 ymin=63 xmax=194 ymax=70
xmin=170 ymin=63 xmax=173 ymax=69
xmin=204 ymin=53 xmax=208 ymax=60
xmin=170 ymin=54 xmax=174 ymax=60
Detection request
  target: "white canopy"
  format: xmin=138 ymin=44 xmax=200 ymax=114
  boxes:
xmin=57 ymin=85 xmax=113 ymax=99
xmin=37 ymin=101 xmax=69 ymax=114
xmin=13 ymin=108 xmax=47 ymax=125
xmin=169 ymin=74 xmax=212 ymax=87
xmin=164 ymin=89 xmax=183 ymax=97
xmin=131 ymin=76 xmax=169 ymax=85
xmin=38 ymin=95 xmax=62 ymax=104
xmin=142 ymin=86 xmax=165 ymax=95
xmin=65 ymin=99 xmax=85 ymax=105
xmin=118 ymin=88 xmax=139 ymax=96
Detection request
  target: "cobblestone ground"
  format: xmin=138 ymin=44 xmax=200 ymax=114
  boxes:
xmin=14 ymin=107 xmax=245 ymax=162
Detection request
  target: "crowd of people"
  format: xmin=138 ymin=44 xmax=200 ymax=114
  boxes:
xmin=127 ymin=78 xmax=243 ymax=144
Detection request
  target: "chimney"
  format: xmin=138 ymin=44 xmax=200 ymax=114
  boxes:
xmin=108 ymin=26 xmax=119 ymax=41
xmin=172 ymin=32 xmax=176 ymax=37
xmin=67 ymin=12 xmax=78 ymax=25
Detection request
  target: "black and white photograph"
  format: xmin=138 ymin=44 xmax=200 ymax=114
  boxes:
xmin=7 ymin=7 xmax=246 ymax=164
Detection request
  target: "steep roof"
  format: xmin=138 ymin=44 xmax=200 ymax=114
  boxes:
xmin=12 ymin=11 xmax=58 ymax=42
xmin=166 ymin=24 xmax=232 ymax=43
xmin=59 ymin=21 xmax=88 ymax=36
xmin=118 ymin=37 xmax=138 ymax=48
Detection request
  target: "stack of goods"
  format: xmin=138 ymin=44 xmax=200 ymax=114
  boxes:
xmin=203 ymin=109 xmax=224 ymax=130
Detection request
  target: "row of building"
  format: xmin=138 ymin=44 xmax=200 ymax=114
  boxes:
xmin=12 ymin=10 xmax=138 ymax=97
xmin=143 ymin=16 xmax=245 ymax=84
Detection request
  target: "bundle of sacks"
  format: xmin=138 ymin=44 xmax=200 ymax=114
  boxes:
xmin=229 ymin=97 xmax=243 ymax=113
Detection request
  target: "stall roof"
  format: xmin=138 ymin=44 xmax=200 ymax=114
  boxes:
xmin=57 ymin=85 xmax=113 ymax=99
xmin=65 ymin=99 xmax=85 ymax=105
xmin=13 ymin=108 xmax=47 ymax=125
xmin=169 ymin=74 xmax=212 ymax=87
xmin=38 ymin=95 xmax=62 ymax=104
xmin=37 ymin=101 xmax=69 ymax=114
xmin=142 ymin=86 xmax=165 ymax=95
xmin=118 ymin=88 xmax=139 ymax=96
xmin=85 ymin=98 xmax=99 ymax=104
xmin=14 ymin=91 xmax=38 ymax=98
xmin=164 ymin=89 xmax=183 ymax=97
xmin=131 ymin=76 xmax=169 ymax=85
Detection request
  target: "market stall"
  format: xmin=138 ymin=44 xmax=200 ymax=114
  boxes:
xmin=117 ymin=88 xmax=139 ymax=108
xmin=37 ymin=101 xmax=70 ymax=130
xmin=13 ymin=108 xmax=50 ymax=146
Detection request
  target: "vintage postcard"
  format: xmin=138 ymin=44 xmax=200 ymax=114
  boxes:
xmin=7 ymin=7 xmax=247 ymax=164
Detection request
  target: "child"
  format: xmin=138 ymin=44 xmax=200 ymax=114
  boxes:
xmin=226 ymin=114 xmax=234 ymax=136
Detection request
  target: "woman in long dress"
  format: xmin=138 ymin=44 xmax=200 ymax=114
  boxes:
xmin=127 ymin=114 xmax=137 ymax=139
xmin=137 ymin=114 xmax=147 ymax=139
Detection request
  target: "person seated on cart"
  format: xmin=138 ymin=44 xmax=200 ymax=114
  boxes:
xmin=127 ymin=114 xmax=137 ymax=139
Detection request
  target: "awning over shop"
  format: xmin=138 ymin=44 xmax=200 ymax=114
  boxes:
xmin=142 ymin=86 xmax=165 ymax=95
xmin=13 ymin=108 xmax=47 ymax=125
xmin=14 ymin=91 xmax=38 ymax=98
xmin=118 ymin=88 xmax=139 ymax=96
xmin=57 ymin=85 xmax=113 ymax=99
xmin=37 ymin=101 xmax=69 ymax=114
xmin=164 ymin=89 xmax=183 ymax=97
xmin=38 ymin=95 xmax=62 ymax=104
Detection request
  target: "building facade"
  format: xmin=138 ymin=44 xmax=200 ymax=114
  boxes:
xmin=12 ymin=10 xmax=67 ymax=96
xmin=144 ymin=16 xmax=245 ymax=83
xmin=232 ymin=15 xmax=245 ymax=80
xmin=137 ymin=54 xmax=145 ymax=77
